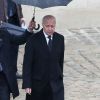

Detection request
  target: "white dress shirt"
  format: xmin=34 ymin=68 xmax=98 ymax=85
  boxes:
xmin=43 ymin=31 xmax=53 ymax=45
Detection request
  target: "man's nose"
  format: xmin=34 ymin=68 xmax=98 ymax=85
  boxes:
xmin=48 ymin=26 xmax=52 ymax=30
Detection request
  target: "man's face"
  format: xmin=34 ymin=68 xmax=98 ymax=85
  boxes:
xmin=43 ymin=19 xmax=56 ymax=36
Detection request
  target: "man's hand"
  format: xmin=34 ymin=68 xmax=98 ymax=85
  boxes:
xmin=28 ymin=20 xmax=36 ymax=32
xmin=25 ymin=88 xmax=32 ymax=95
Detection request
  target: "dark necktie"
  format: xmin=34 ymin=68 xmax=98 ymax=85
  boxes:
xmin=48 ymin=35 xmax=52 ymax=51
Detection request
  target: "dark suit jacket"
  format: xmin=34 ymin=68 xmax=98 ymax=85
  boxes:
xmin=0 ymin=28 xmax=32 ymax=98
xmin=22 ymin=29 xmax=64 ymax=100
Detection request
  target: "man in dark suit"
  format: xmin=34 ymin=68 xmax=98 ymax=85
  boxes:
xmin=0 ymin=0 xmax=25 ymax=78
xmin=22 ymin=15 xmax=65 ymax=100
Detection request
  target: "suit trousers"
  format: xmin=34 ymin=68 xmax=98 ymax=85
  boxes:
xmin=0 ymin=72 xmax=10 ymax=100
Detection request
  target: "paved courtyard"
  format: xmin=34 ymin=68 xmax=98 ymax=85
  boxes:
xmin=64 ymin=27 xmax=100 ymax=100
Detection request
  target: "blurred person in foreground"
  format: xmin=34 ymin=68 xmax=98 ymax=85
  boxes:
xmin=0 ymin=0 xmax=26 ymax=79
xmin=22 ymin=15 xmax=65 ymax=100
xmin=0 ymin=19 xmax=36 ymax=100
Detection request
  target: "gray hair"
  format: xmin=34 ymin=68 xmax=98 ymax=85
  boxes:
xmin=42 ymin=15 xmax=56 ymax=24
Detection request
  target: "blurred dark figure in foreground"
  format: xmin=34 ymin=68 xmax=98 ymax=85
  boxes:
xmin=0 ymin=0 xmax=26 ymax=79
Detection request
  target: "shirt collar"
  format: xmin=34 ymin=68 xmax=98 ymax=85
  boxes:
xmin=43 ymin=31 xmax=53 ymax=39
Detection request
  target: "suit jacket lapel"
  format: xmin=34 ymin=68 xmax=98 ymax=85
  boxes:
xmin=39 ymin=30 xmax=49 ymax=53
xmin=52 ymin=33 xmax=57 ymax=53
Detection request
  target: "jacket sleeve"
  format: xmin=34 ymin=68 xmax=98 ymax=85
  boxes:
xmin=59 ymin=36 xmax=65 ymax=74
xmin=22 ymin=36 xmax=35 ymax=89
xmin=10 ymin=30 xmax=33 ymax=45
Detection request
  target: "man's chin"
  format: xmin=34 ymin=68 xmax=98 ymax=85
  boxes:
xmin=48 ymin=32 xmax=54 ymax=35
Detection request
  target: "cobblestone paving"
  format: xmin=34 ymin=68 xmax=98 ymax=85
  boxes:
xmin=14 ymin=27 xmax=100 ymax=100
